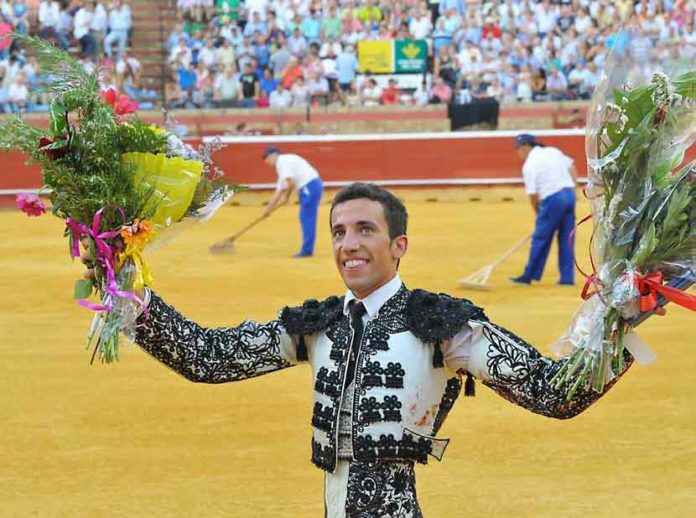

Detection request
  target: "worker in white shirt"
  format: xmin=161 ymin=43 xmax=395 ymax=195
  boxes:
xmin=510 ymin=133 xmax=577 ymax=285
xmin=262 ymin=146 xmax=324 ymax=258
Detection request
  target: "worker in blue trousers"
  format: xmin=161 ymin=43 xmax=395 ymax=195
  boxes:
xmin=263 ymin=146 xmax=324 ymax=258
xmin=510 ymin=134 xmax=578 ymax=285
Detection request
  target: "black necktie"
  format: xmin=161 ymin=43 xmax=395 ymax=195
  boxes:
xmin=345 ymin=301 xmax=367 ymax=387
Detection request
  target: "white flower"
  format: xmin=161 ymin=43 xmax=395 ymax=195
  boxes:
xmin=650 ymin=71 xmax=673 ymax=106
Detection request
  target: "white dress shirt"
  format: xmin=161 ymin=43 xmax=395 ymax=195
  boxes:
xmin=343 ymin=274 xmax=482 ymax=375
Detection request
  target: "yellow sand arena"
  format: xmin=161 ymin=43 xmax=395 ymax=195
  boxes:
xmin=1 ymin=189 xmax=694 ymax=517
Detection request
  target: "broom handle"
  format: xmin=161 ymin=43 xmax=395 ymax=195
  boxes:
xmin=225 ymin=202 xmax=284 ymax=242
xmin=489 ymin=235 xmax=531 ymax=269
xmin=227 ymin=214 xmax=267 ymax=241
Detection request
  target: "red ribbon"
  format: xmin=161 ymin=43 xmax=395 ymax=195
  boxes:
xmin=635 ymin=271 xmax=696 ymax=312
xmin=572 ymin=213 xmax=605 ymax=302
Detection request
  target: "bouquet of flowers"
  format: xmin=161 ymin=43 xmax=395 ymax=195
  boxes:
xmin=0 ymin=36 xmax=237 ymax=363
xmin=551 ymin=37 xmax=696 ymax=399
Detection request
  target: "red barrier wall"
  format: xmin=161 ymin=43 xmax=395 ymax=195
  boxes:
xmin=4 ymin=131 xmax=694 ymax=192
xmin=208 ymin=131 xmax=589 ymax=187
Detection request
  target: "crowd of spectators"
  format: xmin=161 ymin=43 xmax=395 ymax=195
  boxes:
xmin=0 ymin=1 xmax=694 ymax=114
xmin=0 ymin=1 xmax=158 ymax=114
xmin=164 ymin=0 xmax=695 ymax=110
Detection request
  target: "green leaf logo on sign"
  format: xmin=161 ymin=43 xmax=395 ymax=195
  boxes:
xmin=401 ymin=42 xmax=421 ymax=60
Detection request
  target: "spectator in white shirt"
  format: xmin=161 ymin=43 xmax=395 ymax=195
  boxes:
xmin=168 ymin=37 xmax=192 ymax=69
xmin=269 ymin=82 xmax=292 ymax=108
xmin=90 ymin=2 xmax=109 ymax=53
xmin=545 ymin=67 xmax=568 ymax=100
xmin=361 ymin=78 xmax=382 ymax=107
xmin=290 ymin=75 xmax=310 ymax=107
xmin=319 ymin=36 xmax=342 ymax=59
xmin=217 ymin=38 xmax=236 ymax=71
xmin=8 ymin=71 xmax=28 ymax=113
xmin=39 ymin=0 xmax=67 ymax=48
xmin=213 ymin=66 xmax=240 ymax=107
xmin=409 ymin=9 xmax=433 ymax=40
xmin=104 ymin=0 xmax=132 ymax=58
xmin=197 ymin=38 xmax=219 ymax=70
xmin=74 ymin=3 xmax=97 ymax=58
xmin=306 ymin=70 xmax=329 ymax=96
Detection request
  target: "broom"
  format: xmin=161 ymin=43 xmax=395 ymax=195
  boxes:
xmin=209 ymin=203 xmax=283 ymax=255
xmin=458 ymin=235 xmax=531 ymax=290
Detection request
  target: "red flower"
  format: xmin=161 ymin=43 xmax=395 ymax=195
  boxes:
xmin=100 ymin=87 xmax=117 ymax=106
xmin=15 ymin=194 xmax=47 ymax=217
xmin=100 ymin=88 xmax=139 ymax=116
xmin=38 ymin=136 xmax=70 ymax=159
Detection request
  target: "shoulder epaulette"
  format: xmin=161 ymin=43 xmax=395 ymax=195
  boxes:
xmin=406 ymin=289 xmax=487 ymax=344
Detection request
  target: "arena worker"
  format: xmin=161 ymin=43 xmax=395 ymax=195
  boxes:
xmin=262 ymin=146 xmax=324 ymax=258
xmin=120 ymin=183 xmax=657 ymax=517
xmin=510 ymin=133 xmax=578 ymax=286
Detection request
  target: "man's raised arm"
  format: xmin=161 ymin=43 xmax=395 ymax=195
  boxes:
xmin=134 ymin=291 xmax=300 ymax=383
xmin=464 ymin=321 xmax=632 ymax=419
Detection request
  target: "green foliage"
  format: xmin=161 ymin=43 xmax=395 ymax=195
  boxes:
xmin=0 ymin=36 xmax=238 ymax=364
xmin=116 ymin=119 xmax=169 ymax=154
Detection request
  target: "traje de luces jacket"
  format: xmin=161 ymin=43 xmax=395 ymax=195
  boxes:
xmin=134 ymin=285 xmax=632 ymax=473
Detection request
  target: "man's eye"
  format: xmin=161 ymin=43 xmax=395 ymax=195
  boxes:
xmin=333 ymin=230 xmax=345 ymax=239
xmin=361 ymin=227 xmax=373 ymax=235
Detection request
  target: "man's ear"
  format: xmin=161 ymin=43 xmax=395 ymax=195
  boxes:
xmin=392 ymin=235 xmax=408 ymax=261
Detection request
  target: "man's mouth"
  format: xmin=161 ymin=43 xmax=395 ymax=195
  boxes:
xmin=343 ymin=259 xmax=369 ymax=270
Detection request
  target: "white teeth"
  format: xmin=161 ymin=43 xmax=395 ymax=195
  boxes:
xmin=345 ymin=260 xmax=367 ymax=268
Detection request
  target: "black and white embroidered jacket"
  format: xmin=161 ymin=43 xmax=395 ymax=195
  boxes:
xmin=134 ymin=285 xmax=632 ymax=474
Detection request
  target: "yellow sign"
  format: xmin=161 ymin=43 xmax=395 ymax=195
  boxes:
xmin=357 ymin=40 xmax=394 ymax=74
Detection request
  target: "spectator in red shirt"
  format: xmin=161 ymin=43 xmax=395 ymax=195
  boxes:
xmin=381 ymin=78 xmax=402 ymax=105
xmin=481 ymin=16 xmax=502 ymax=40
xmin=281 ymin=56 xmax=304 ymax=89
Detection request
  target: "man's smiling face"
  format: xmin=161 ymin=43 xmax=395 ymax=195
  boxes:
xmin=330 ymin=198 xmax=407 ymax=299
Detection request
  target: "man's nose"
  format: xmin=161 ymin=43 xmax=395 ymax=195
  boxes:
xmin=342 ymin=229 xmax=361 ymax=250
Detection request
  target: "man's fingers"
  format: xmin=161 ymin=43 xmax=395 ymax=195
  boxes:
xmin=83 ymin=269 xmax=95 ymax=280
xmin=654 ymin=307 xmax=667 ymax=316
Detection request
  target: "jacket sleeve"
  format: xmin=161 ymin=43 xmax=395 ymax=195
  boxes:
xmin=465 ymin=320 xmax=633 ymax=419
xmin=134 ymin=291 xmax=299 ymax=383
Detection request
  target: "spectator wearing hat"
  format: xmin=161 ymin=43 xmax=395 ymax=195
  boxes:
xmin=510 ymin=133 xmax=577 ymax=286
xmin=262 ymin=147 xmax=324 ymax=258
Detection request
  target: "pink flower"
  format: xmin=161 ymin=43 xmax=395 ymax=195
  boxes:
xmin=100 ymin=88 xmax=139 ymax=116
xmin=15 ymin=194 xmax=47 ymax=217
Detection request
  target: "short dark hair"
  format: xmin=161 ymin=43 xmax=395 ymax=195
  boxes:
xmin=330 ymin=183 xmax=407 ymax=239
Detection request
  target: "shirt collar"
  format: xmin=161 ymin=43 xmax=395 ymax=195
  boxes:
xmin=343 ymin=274 xmax=402 ymax=320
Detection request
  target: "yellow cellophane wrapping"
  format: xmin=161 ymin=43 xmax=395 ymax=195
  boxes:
xmin=122 ymin=151 xmax=205 ymax=227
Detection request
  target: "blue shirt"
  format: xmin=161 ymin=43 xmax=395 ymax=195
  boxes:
xmin=260 ymin=77 xmax=278 ymax=96
xmin=335 ymin=52 xmax=358 ymax=84
xmin=301 ymin=16 xmax=321 ymax=40
xmin=13 ymin=3 xmax=28 ymax=18
xmin=243 ymin=21 xmax=267 ymax=37
xmin=177 ymin=67 xmax=197 ymax=90
xmin=168 ymin=31 xmax=189 ymax=52
xmin=439 ymin=0 xmax=465 ymax=15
